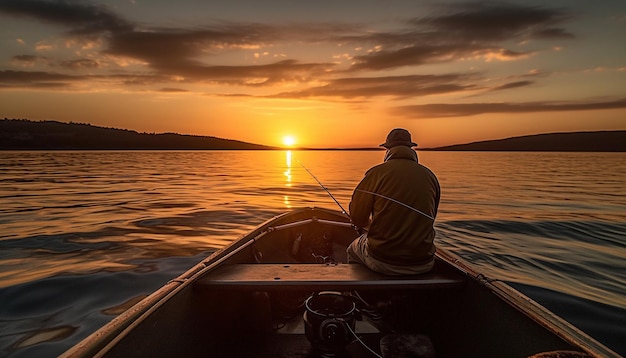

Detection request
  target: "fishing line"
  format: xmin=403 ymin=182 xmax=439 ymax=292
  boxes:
xmin=345 ymin=322 xmax=383 ymax=358
xmin=297 ymin=161 xmax=349 ymax=218
xmin=355 ymin=189 xmax=435 ymax=221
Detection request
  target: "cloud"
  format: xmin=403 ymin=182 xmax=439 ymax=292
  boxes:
xmin=169 ymin=60 xmax=335 ymax=87
xmin=488 ymin=80 xmax=534 ymax=92
xmin=392 ymin=99 xmax=626 ymax=118
xmin=159 ymin=88 xmax=189 ymax=93
xmin=0 ymin=70 xmax=76 ymax=88
xmin=11 ymin=55 xmax=49 ymax=67
xmin=0 ymin=69 xmax=167 ymax=89
xmin=269 ymin=73 xmax=479 ymax=99
xmin=0 ymin=0 xmax=133 ymax=35
xmin=412 ymin=2 xmax=573 ymax=41
xmin=59 ymin=59 xmax=100 ymax=70
xmin=346 ymin=3 xmax=572 ymax=71
xmin=349 ymin=45 xmax=534 ymax=71
xmin=0 ymin=0 xmax=575 ymax=97
xmin=105 ymin=26 xmax=266 ymax=69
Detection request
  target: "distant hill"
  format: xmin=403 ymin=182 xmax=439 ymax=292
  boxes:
xmin=0 ymin=119 xmax=277 ymax=150
xmin=2 ymin=119 xmax=624 ymax=151
xmin=425 ymin=131 xmax=626 ymax=152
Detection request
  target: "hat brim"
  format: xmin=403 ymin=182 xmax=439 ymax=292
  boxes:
xmin=380 ymin=141 xmax=418 ymax=148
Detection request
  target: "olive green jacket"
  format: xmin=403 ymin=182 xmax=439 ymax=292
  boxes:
xmin=349 ymin=146 xmax=440 ymax=265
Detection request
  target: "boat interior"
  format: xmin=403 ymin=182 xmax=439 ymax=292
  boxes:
xmin=101 ymin=210 xmax=588 ymax=358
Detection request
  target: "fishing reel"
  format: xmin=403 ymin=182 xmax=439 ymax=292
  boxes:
xmin=291 ymin=232 xmax=334 ymax=263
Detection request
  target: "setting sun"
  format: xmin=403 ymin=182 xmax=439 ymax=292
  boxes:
xmin=282 ymin=135 xmax=296 ymax=147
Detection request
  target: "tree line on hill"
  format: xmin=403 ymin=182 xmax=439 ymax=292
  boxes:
xmin=0 ymin=119 xmax=277 ymax=150
xmin=425 ymin=131 xmax=626 ymax=152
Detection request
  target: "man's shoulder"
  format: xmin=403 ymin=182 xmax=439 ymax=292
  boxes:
xmin=418 ymin=163 xmax=437 ymax=175
xmin=365 ymin=162 xmax=387 ymax=174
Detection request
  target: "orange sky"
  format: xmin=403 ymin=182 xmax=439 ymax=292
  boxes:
xmin=1 ymin=0 xmax=625 ymax=148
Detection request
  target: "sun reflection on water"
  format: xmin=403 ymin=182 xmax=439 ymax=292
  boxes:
xmin=284 ymin=150 xmax=292 ymax=207
xmin=284 ymin=150 xmax=292 ymax=186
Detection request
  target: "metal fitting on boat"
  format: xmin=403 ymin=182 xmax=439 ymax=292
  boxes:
xmin=304 ymin=291 xmax=356 ymax=355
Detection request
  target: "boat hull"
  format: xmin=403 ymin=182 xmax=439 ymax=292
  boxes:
xmin=62 ymin=207 xmax=619 ymax=358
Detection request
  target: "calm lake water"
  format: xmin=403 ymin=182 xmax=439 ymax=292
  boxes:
xmin=0 ymin=150 xmax=625 ymax=357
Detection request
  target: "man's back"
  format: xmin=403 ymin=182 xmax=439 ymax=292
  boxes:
xmin=350 ymin=145 xmax=440 ymax=265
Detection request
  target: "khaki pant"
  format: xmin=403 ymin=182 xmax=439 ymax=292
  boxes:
xmin=346 ymin=234 xmax=434 ymax=275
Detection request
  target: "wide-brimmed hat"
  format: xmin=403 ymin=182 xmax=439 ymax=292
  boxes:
xmin=380 ymin=128 xmax=417 ymax=148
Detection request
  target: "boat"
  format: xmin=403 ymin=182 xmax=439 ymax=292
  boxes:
xmin=62 ymin=207 xmax=619 ymax=357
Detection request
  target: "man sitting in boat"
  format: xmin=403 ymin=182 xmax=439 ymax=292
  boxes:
xmin=347 ymin=128 xmax=441 ymax=275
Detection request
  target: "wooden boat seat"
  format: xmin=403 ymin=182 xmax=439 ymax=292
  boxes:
xmin=194 ymin=263 xmax=467 ymax=291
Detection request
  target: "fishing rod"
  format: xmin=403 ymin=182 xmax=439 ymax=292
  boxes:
xmin=298 ymin=161 xmax=350 ymax=218
xmin=355 ymin=189 xmax=435 ymax=221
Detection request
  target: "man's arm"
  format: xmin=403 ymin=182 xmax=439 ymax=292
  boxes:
xmin=349 ymin=176 xmax=375 ymax=228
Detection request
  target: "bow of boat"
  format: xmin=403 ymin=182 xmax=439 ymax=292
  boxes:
xmin=62 ymin=207 xmax=619 ymax=358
